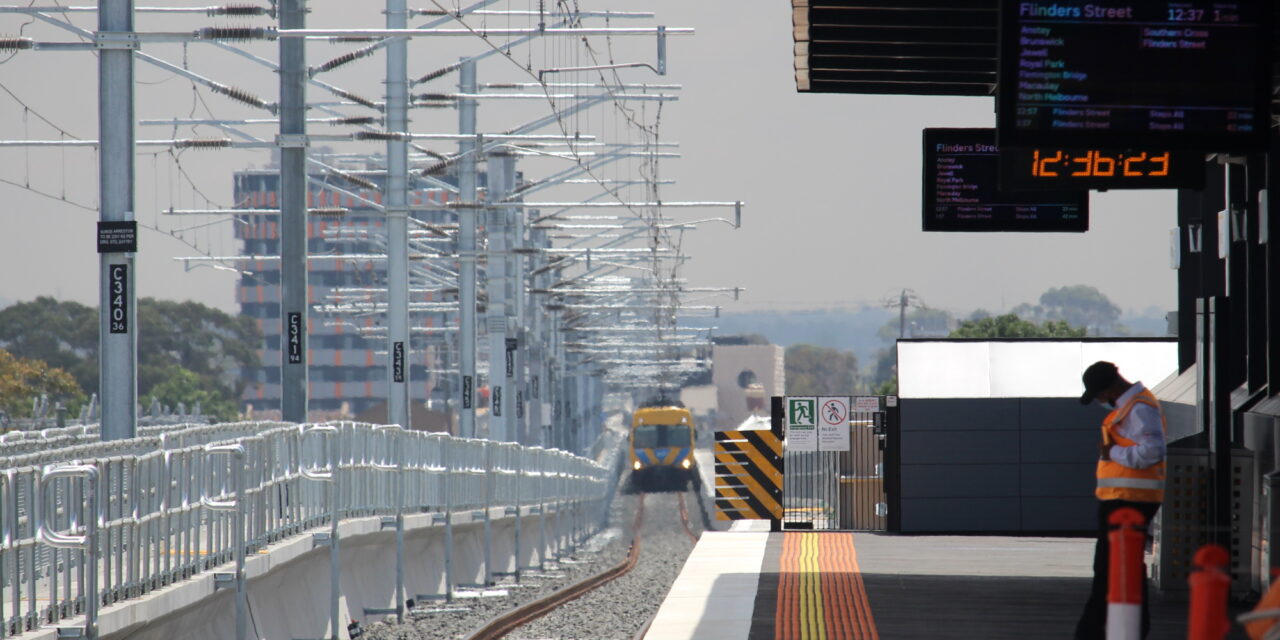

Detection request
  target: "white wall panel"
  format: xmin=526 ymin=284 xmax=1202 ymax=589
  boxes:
xmin=1079 ymin=342 xmax=1179 ymax=392
xmin=989 ymin=342 xmax=1081 ymax=398
xmin=900 ymin=340 xmax=1177 ymax=399
xmin=898 ymin=342 xmax=990 ymax=398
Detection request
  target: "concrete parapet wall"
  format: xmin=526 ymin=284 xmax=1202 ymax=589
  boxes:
xmin=29 ymin=506 xmax=566 ymax=640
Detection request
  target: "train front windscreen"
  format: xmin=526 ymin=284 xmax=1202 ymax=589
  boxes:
xmin=633 ymin=423 xmax=692 ymax=450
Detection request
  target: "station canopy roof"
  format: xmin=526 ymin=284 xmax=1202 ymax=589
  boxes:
xmin=792 ymin=0 xmax=1280 ymax=105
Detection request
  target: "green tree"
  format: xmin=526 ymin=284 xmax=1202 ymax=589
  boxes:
xmin=0 ymin=349 xmax=84 ymax=418
xmin=1011 ymin=285 xmax=1121 ymax=335
xmin=785 ymin=344 xmax=859 ymax=396
xmin=147 ymin=365 xmax=239 ymax=421
xmin=0 ymin=297 xmax=260 ymax=419
xmin=134 ymin=299 xmax=261 ymax=403
xmin=949 ymin=314 xmax=1087 ymax=339
xmin=869 ymin=348 xmax=896 ymax=394
xmin=0 ymin=297 xmax=97 ymax=393
xmin=871 ymin=376 xmax=897 ymax=396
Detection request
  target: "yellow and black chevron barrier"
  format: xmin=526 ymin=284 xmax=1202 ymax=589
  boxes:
xmin=714 ymin=429 xmax=783 ymax=523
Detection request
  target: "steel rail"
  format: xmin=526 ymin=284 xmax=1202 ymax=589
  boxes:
xmin=465 ymin=494 xmax=649 ymax=640
xmin=676 ymin=492 xmax=699 ymax=544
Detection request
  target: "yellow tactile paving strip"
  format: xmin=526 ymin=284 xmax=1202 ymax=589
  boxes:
xmin=773 ymin=532 xmax=879 ymax=640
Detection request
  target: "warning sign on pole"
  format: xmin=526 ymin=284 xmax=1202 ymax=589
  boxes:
xmin=854 ymin=396 xmax=881 ymax=413
xmin=786 ymin=396 xmax=817 ymax=452
xmin=817 ymin=396 xmax=850 ymax=452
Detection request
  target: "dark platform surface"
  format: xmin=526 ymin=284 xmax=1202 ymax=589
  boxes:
xmin=747 ymin=532 xmax=1251 ymax=639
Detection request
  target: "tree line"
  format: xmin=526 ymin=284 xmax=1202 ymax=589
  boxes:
xmin=0 ymin=297 xmax=260 ymax=422
xmin=785 ymin=285 xmax=1123 ymax=396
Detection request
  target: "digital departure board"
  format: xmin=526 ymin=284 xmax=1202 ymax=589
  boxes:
xmin=923 ymin=129 xmax=1089 ymax=232
xmin=1000 ymin=148 xmax=1205 ymax=190
xmin=998 ymin=0 xmax=1269 ymax=151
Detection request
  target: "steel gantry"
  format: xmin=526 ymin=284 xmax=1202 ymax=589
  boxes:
xmin=2 ymin=2 xmax=742 ymax=457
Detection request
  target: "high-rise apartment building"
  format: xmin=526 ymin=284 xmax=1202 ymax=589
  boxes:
xmin=233 ymin=169 xmax=456 ymax=417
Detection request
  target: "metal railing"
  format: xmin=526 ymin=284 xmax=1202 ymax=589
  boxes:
xmin=0 ymin=421 xmax=276 ymax=467
xmin=0 ymin=420 xmax=612 ymax=639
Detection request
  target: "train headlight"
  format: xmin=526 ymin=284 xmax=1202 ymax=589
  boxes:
xmin=681 ymin=458 xmax=692 ymax=469
xmin=633 ymin=460 xmax=642 ymax=471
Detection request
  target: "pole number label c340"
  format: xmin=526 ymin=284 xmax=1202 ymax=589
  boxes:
xmin=109 ymin=264 xmax=128 ymax=334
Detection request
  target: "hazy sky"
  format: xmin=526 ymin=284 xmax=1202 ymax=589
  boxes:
xmin=0 ymin=2 xmax=1180 ymax=319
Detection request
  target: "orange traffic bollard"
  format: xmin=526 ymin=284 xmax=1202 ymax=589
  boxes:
xmin=1188 ymin=544 xmax=1230 ymax=640
xmin=1108 ymin=507 xmax=1147 ymax=640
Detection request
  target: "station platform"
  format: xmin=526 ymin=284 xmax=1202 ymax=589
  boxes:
xmin=644 ymin=524 xmax=1247 ymax=640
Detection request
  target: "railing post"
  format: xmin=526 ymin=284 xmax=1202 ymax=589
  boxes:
xmin=483 ymin=441 xmax=494 ymax=587
xmin=442 ymin=436 xmax=455 ymax=602
xmin=372 ymin=424 xmax=406 ymax=622
xmin=1107 ymin=507 xmax=1146 ymax=640
xmin=37 ymin=464 xmax=99 ymax=639
xmin=202 ymin=443 xmax=247 ymax=640
xmin=558 ymin=454 xmax=569 ymax=557
xmin=300 ymin=424 xmax=341 ymax=640
xmin=513 ymin=445 xmax=522 ymax=582
xmin=1188 ymin=544 xmax=1231 ymax=640
xmin=537 ymin=450 xmax=547 ymax=570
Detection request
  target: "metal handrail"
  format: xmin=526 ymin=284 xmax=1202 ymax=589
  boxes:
xmin=299 ymin=424 xmax=339 ymax=481
xmin=36 ymin=464 xmax=98 ymax=549
xmin=371 ymin=424 xmax=404 ymax=472
xmin=0 ymin=420 xmax=612 ymax=639
xmin=201 ymin=443 xmax=246 ymax=511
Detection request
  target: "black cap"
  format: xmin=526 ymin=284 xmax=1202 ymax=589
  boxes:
xmin=1080 ymin=361 xmax=1119 ymax=405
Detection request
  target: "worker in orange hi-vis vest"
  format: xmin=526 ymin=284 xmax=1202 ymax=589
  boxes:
xmin=1074 ymin=361 xmax=1167 ymax=640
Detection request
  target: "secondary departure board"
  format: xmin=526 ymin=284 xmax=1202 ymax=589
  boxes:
xmin=923 ymin=128 xmax=1089 ymax=232
xmin=997 ymin=0 xmax=1269 ymax=151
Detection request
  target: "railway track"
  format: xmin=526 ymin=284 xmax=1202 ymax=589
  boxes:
xmin=465 ymin=488 xmax=701 ymax=640
xmin=676 ymin=492 xmax=699 ymax=543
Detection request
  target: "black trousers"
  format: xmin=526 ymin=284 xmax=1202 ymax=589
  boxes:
xmin=1074 ymin=499 xmax=1162 ymax=640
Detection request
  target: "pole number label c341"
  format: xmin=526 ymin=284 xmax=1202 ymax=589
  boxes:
xmin=287 ymin=312 xmax=303 ymax=364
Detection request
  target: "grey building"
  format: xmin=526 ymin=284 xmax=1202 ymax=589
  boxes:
xmin=233 ymin=169 xmax=455 ymax=417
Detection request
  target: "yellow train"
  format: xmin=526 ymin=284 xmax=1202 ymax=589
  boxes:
xmin=629 ymin=402 xmax=697 ymax=491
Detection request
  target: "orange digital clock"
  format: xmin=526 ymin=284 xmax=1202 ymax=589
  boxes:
xmin=1001 ymin=148 xmax=1204 ymax=191
xmin=1031 ymin=150 xmax=1171 ymax=178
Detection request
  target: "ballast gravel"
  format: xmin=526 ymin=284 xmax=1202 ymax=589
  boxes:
xmin=509 ymin=490 xmax=703 ymax=640
xmin=362 ymin=483 xmax=706 ymax=640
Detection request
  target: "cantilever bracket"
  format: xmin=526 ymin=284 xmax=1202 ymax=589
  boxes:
xmin=312 ymin=532 xmax=332 ymax=548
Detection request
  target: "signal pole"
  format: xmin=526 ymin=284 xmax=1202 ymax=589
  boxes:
xmin=98 ymin=0 xmax=137 ymax=441
xmin=457 ymin=59 xmax=478 ymax=438
xmin=386 ymin=0 xmax=411 ymax=431
xmin=486 ymin=151 xmax=516 ymax=441
xmin=280 ymin=0 xmax=309 ymax=423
